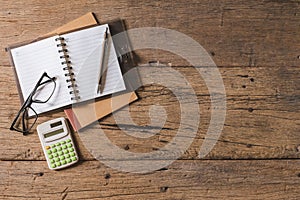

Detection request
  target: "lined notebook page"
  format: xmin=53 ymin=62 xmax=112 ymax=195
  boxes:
xmin=61 ymin=25 xmax=126 ymax=102
xmin=10 ymin=24 xmax=125 ymax=115
xmin=10 ymin=36 xmax=71 ymax=114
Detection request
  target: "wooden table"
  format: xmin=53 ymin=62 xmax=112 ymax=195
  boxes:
xmin=1 ymin=0 xmax=299 ymax=199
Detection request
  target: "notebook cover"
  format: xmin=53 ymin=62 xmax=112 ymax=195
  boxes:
xmin=65 ymin=92 xmax=138 ymax=131
xmin=45 ymin=12 xmax=98 ymax=36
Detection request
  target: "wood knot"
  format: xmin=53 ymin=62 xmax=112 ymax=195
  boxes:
xmin=104 ymin=173 xmax=111 ymax=179
xmin=37 ymin=172 xmax=44 ymax=177
xmin=124 ymin=145 xmax=130 ymax=150
xmin=160 ymin=186 xmax=169 ymax=192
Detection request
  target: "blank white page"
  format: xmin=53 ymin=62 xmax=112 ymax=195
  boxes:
xmin=61 ymin=24 xmax=126 ymax=102
xmin=10 ymin=36 xmax=71 ymax=115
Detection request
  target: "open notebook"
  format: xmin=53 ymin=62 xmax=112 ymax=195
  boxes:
xmin=9 ymin=24 xmax=126 ymax=115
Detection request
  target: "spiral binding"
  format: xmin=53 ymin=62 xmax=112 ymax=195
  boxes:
xmin=55 ymin=37 xmax=80 ymax=101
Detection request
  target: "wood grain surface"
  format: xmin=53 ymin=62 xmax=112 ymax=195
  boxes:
xmin=1 ymin=160 xmax=300 ymax=199
xmin=0 ymin=0 xmax=299 ymax=199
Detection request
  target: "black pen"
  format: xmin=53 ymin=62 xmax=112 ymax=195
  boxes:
xmin=97 ymin=27 xmax=109 ymax=94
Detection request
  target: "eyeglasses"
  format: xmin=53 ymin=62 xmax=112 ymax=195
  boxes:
xmin=10 ymin=72 xmax=56 ymax=135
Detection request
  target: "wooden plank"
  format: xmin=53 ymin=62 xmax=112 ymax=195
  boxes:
xmin=0 ymin=0 xmax=299 ymax=67
xmin=0 ymin=65 xmax=298 ymax=160
xmin=2 ymin=65 xmax=299 ymax=97
xmin=0 ymin=160 xmax=300 ymax=199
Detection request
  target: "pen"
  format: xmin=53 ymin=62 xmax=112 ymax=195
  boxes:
xmin=97 ymin=27 xmax=109 ymax=94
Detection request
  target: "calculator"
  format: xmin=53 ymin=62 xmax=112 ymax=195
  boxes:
xmin=37 ymin=117 xmax=79 ymax=170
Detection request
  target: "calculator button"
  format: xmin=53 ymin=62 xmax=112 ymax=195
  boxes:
xmin=56 ymin=142 xmax=61 ymax=146
xmin=56 ymin=162 xmax=61 ymax=167
xmin=50 ymin=159 xmax=55 ymax=164
xmin=58 ymin=151 xmax=63 ymax=156
xmin=69 ymin=147 xmax=74 ymax=152
xmin=53 ymin=153 xmax=58 ymax=157
xmin=51 ymin=144 xmax=56 ymax=148
xmin=47 ymin=150 xmax=52 ymax=155
xmin=51 ymin=164 xmax=56 ymax=168
xmin=59 ymin=155 xmax=65 ymax=160
xmin=63 ymin=150 xmax=69 ymax=154
xmin=66 ymin=139 xmax=71 ymax=143
xmin=45 ymin=146 xmax=50 ymax=150
xmin=48 ymin=154 xmax=53 ymax=159
xmin=70 ymin=152 xmax=75 ymax=157
xmin=66 ymin=158 xmax=72 ymax=163
xmin=60 ymin=141 xmax=66 ymax=144
xmin=71 ymin=157 xmax=77 ymax=161
xmin=67 ymin=143 xmax=72 ymax=148
xmin=52 ymin=148 xmax=57 ymax=153
xmin=54 ymin=157 xmax=60 ymax=162
xmin=62 ymin=145 xmax=67 ymax=149
xmin=65 ymin=154 xmax=70 ymax=158
xmin=56 ymin=146 xmax=62 ymax=151
xmin=61 ymin=160 xmax=67 ymax=165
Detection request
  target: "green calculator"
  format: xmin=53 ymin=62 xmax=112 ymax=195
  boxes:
xmin=37 ymin=117 xmax=78 ymax=170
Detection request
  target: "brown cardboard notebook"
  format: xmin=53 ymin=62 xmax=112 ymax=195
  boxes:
xmin=45 ymin=12 xmax=98 ymax=36
xmin=51 ymin=13 xmax=138 ymax=131
xmin=65 ymin=92 xmax=138 ymax=131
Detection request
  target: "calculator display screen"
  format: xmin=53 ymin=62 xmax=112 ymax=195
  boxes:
xmin=44 ymin=128 xmax=64 ymax=138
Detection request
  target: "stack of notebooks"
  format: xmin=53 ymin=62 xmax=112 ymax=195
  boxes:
xmin=7 ymin=12 xmax=139 ymax=131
